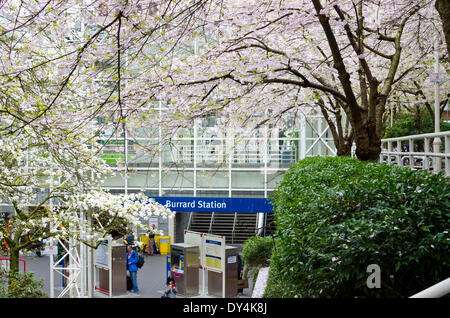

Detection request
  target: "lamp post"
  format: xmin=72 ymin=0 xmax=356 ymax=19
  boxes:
xmin=431 ymin=27 xmax=443 ymax=173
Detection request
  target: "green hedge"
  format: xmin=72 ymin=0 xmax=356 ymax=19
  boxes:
xmin=241 ymin=236 xmax=274 ymax=290
xmin=0 ymin=270 xmax=48 ymax=298
xmin=265 ymin=156 xmax=450 ymax=298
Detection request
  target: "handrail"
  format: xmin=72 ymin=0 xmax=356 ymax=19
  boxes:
xmin=382 ymin=131 xmax=450 ymax=142
xmin=410 ymin=277 xmax=450 ymax=298
xmin=380 ymin=131 xmax=450 ymax=175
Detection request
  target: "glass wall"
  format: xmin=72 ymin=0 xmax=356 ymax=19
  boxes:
xmin=99 ymin=108 xmax=337 ymax=199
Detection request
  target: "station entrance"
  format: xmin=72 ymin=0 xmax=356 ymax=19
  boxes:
xmin=149 ymin=196 xmax=274 ymax=245
xmin=187 ymin=212 xmax=274 ymax=245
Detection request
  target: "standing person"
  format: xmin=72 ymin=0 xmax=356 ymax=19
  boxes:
xmin=148 ymin=225 xmax=156 ymax=256
xmin=126 ymin=246 xmax=139 ymax=293
xmin=123 ymin=228 xmax=135 ymax=247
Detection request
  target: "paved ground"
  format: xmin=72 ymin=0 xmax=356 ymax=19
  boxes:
xmin=19 ymin=253 xmax=252 ymax=299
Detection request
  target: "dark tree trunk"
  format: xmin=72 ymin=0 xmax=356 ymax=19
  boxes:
xmin=353 ymin=119 xmax=381 ymax=161
xmin=9 ymin=247 xmax=19 ymax=274
xmin=436 ymin=0 xmax=450 ymax=59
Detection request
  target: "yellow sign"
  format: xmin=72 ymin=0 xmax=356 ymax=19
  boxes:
xmin=205 ymin=256 xmax=222 ymax=270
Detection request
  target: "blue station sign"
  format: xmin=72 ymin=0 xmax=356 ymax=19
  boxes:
xmin=150 ymin=197 xmax=273 ymax=213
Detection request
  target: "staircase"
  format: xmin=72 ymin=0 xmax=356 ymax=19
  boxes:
xmin=188 ymin=212 xmax=261 ymax=244
xmin=232 ymin=213 xmax=258 ymax=244
xmin=188 ymin=212 xmax=212 ymax=234
xmin=263 ymin=213 xmax=276 ymax=236
xmin=211 ymin=212 xmax=235 ymax=241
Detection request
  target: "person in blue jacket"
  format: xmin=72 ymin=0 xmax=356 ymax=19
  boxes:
xmin=126 ymin=245 xmax=139 ymax=293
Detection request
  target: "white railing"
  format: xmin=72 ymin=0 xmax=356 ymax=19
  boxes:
xmin=381 ymin=132 xmax=450 ymax=298
xmin=380 ymin=131 xmax=450 ymax=175
xmin=410 ymin=277 xmax=450 ymax=298
xmin=166 ymin=142 xmax=298 ymax=165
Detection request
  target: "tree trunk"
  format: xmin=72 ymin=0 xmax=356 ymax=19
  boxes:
xmin=336 ymin=136 xmax=354 ymax=156
xmin=8 ymin=247 xmax=20 ymax=274
xmin=7 ymin=246 xmax=20 ymax=295
xmin=353 ymin=117 xmax=381 ymax=161
xmin=436 ymin=0 xmax=450 ymax=58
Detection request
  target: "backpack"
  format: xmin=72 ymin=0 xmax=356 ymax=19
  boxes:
xmin=136 ymin=253 xmax=145 ymax=268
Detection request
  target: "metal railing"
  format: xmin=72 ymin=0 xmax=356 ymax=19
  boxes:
xmin=410 ymin=277 xmax=450 ymax=298
xmin=166 ymin=143 xmax=298 ymax=165
xmin=0 ymin=258 xmax=26 ymax=273
xmin=380 ymin=131 xmax=450 ymax=175
xmin=381 ymin=132 xmax=450 ymax=298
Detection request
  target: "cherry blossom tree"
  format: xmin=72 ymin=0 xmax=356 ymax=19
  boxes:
xmin=0 ymin=122 xmax=174 ymax=275
xmin=0 ymin=1 xmax=447 ymax=280
xmin=0 ymin=0 xmax=196 ymax=275
xmin=151 ymin=0 xmax=445 ymax=161
xmin=0 ymin=121 xmax=107 ymax=274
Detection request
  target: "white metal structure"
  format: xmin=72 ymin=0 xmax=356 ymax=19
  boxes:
xmin=410 ymin=278 xmax=450 ymax=298
xmin=380 ymin=131 xmax=450 ymax=175
xmin=100 ymin=110 xmax=337 ymax=197
xmin=50 ymin=238 xmax=82 ymax=298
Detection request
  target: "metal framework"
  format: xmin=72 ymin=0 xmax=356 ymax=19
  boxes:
xmin=50 ymin=238 xmax=82 ymax=298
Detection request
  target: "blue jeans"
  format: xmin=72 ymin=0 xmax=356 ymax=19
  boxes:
xmin=130 ymin=271 xmax=139 ymax=292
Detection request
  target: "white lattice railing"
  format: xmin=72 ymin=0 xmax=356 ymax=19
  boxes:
xmin=380 ymin=131 xmax=450 ymax=176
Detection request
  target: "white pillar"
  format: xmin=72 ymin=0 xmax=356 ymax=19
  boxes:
xmin=80 ymin=210 xmax=86 ymax=297
xmin=433 ymin=32 xmax=442 ymax=173
xmin=50 ymin=250 xmax=54 ymax=298
xmin=87 ymin=216 xmax=93 ymax=298
xmin=300 ymin=114 xmax=306 ymax=159
xmin=317 ymin=116 xmax=322 ymax=156
xmin=168 ymin=215 xmax=175 ymax=243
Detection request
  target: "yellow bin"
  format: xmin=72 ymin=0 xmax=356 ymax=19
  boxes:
xmin=140 ymin=235 xmax=149 ymax=246
xmin=140 ymin=235 xmax=149 ymax=253
xmin=157 ymin=236 xmax=171 ymax=255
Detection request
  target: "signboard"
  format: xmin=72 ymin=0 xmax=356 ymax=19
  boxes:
xmin=44 ymin=245 xmax=58 ymax=256
xmin=184 ymin=230 xmax=203 ymax=247
xmin=227 ymin=254 xmax=237 ymax=264
xmin=430 ymin=73 xmax=446 ymax=83
xmin=149 ymin=216 xmax=159 ymax=228
xmin=151 ymin=196 xmax=273 ymax=213
xmin=184 ymin=230 xmax=206 ymax=269
xmin=95 ymin=240 xmax=110 ymax=269
xmin=93 ymin=237 xmax=113 ymax=298
xmin=202 ymin=233 xmax=225 ymax=273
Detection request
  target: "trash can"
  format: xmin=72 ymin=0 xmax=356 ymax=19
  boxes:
xmin=170 ymin=243 xmax=200 ymax=296
xmin=140 ymin=235 xmax=149 ymax=254
xmin=158 ymin=236 xmax=171 ymax=255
